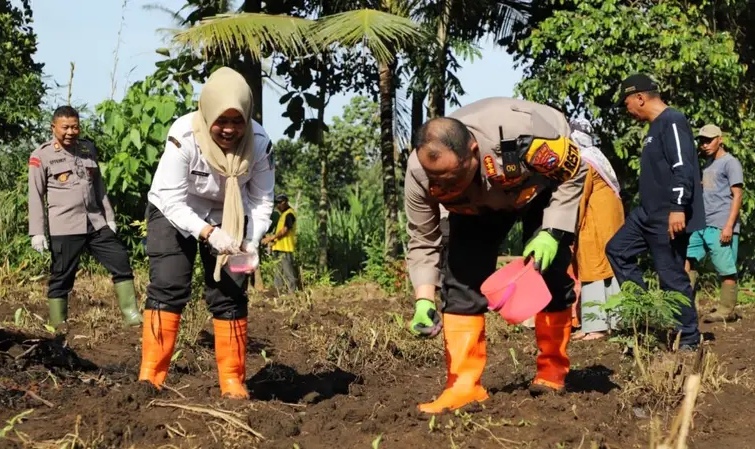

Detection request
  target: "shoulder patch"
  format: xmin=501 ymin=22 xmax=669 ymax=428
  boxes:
xmin=168 ymin=136 xmax=182 ymax=148
xmin=525 ymin=137 xmax=580 ymax=182
xmin=78 ymin=140 xmax=93 ymax=154
xmin=267 ymin=144 xmax=275 ymax=171
xmin=28 ymin=156 xmax=42 ymax=168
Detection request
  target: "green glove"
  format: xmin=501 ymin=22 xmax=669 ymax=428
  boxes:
xmin=409 ymin=299 xmax=442 ymax=338
xmin=523 ymin=230 xmax=559 ymax=271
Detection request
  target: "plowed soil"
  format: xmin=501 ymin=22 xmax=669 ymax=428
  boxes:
xmin=1 ymin=278 xmax=753 ymax=448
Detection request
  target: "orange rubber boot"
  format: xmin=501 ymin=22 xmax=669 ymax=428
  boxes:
xmin=138 ymin=310 xmax=180 ymax=388
xmin=213 ymin=318 xmax=249 ymax=399
xmin=530 ymin=309 xmax=572 ymax=395
xmin=418 ymin=314 xmax=489 ymax=414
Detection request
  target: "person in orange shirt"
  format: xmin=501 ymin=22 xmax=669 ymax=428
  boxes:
xmin=569 ymin=119 xmax=625 ymax=340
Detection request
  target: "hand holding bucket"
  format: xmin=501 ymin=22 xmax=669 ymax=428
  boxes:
xmin=480 ymin=256 xmax=552 ymax=324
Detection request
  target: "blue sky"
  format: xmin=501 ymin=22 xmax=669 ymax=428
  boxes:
xmin=28 ymin=0 xmax=523 ymax=142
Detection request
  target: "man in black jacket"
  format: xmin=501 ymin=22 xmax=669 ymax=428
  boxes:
xmin=607 ymin=74 xmax=704 ymax=350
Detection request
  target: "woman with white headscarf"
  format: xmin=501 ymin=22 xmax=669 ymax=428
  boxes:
xmin=569 ymin=119 xmax=625 ymax=341
xmin=139 ymin=67 xmax=275 ymax=398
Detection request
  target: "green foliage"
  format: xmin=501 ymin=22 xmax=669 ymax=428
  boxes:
xmin=513 ymin=0 xmax=755 ymax=268
xmin=92 ymin=76 xmax=196 ymax=259
xmin=274 ymin=96 xmax=380 ymax=207
xmin=294 ymin=184 xmax=384 ymax=283
xmin=585 ymin=280 xmax=691 ymax=349
xmin=0 ymin=0 xmax=45 ymax=144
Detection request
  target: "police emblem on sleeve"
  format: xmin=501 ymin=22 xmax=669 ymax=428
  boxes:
xmin=530 ymin=143 xmax=559 ymax=173
xmin=525 ymin=137 xmax=581 ymax=182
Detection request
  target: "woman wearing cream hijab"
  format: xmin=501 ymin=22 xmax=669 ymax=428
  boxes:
xmin=139 ymin=67 xmax=275 ymax=399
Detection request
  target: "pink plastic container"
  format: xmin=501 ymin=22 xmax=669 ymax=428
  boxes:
xmin=227 ymin=252 xmax=258 ymax=274
xmin=480 ymin=257 xmax=552 ymax=324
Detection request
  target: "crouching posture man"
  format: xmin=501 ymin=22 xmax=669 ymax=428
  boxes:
xmin=405 ymin=97 xmax=587 ymax=413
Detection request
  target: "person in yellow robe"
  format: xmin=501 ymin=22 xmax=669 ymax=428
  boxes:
xmin=569 ymin=119 xmax=625 ymax=340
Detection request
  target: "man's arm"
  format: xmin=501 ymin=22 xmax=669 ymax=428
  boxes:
xmin=662 ymin=118 xmax=696 ymax=211
xmin=540 ymin=145 xmax=589 ymax=235
xmin=90 ymin=144 xmax=116 ymax=224
xmin=404 ymin=168 xmax=442 ymax=299
xmin=28 ymin=151 xmax=47 ymax=236
xmin=723 ymin=157 xmax=744 ymax=240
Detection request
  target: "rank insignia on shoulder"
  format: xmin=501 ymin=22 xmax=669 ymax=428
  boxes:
xmin=483 ymin=155 xmax=496 ymax=177
xmin=168 ymin=136 xmax=182 ymax=148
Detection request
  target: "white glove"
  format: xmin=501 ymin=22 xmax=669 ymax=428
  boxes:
xmin=207 ymin=227 xmax=240 ymax=255
xmin=107 ymin=221 xmax=117 ymax=233
xmin=241 ymin=240 xmax=260 ymax=271
xmin=31 ymin=235 xmax=48 ymax=253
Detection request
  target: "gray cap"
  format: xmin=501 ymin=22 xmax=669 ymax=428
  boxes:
xmin=697 ymin=124 xmax=722 ymax=138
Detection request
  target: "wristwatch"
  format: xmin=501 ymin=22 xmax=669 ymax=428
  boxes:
xmin=543 ymin=228 xmax=574 ymax=245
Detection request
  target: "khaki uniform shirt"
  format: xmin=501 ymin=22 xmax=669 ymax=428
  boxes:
xmin=404 ymin=97 xmax=588 ymax=288
xmin=28 ymin=139 xmax=114 ymax=236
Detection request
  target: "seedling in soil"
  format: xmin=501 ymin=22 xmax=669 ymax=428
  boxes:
xmin=428 ymin=415 xmax=438 ymax=433
xmin=0 ymin=409 xmax=34 ymax=438
xmin=509 ymin=347 xmax=520 ymax=369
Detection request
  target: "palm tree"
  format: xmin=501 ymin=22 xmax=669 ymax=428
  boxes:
xmin=172 ymin=7 xmax=423 ymax=264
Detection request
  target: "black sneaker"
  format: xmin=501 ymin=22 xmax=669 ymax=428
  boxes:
xmin=677 ymin=343 xmax=699 ymax=352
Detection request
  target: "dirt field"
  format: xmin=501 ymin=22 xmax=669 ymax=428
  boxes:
xmin=1 ymin=273 xmax=753 ymax=449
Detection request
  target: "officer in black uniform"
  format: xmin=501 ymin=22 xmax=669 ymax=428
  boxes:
xmin=607 ymin=74 xmax=704 ymax=350
xmin=28 ymin=106 xmax=141 ymax=329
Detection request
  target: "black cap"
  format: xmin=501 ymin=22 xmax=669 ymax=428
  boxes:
xmin=275 ymin=194 xmax=288 ymax=203
xmin=615 ymin=74 xmax=659 ymax=106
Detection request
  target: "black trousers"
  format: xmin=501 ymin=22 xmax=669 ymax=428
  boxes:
xmin=606 ymin=207 xmax=700 ymax=345
xmin=144 ymin=203 xmax=249 ymax=320
xmin=48 ymin=227 xmax=133 ymax=299
xmin=440 ymin=192 xmax=576 ymax=315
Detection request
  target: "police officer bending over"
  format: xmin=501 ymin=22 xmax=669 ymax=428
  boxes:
xmin=28 ymin=105 xmax=142 ymax=330
xmin=405 ymin=97 xmax=587 ymax=413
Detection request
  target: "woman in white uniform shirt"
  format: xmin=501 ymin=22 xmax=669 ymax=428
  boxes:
xmin=138 ymin=67 xmax=274 ymax=399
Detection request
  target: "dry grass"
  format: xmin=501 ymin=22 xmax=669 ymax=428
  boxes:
xmin=622 ymin=337 xmax=744 ymax=412
xmin=1 ymin=269 xmax=753 ymax=449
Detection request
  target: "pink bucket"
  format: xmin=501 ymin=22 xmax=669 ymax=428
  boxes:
xmin=480 ymin=257 xmax=552 ymax=324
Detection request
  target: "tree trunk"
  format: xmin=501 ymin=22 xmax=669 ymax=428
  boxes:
xmin=379 ymin=60 xmax=400 ymax=260
xmin=317 ymin=153 xmax=329 ymax=272
xmin=241 ymin=0 xmax=263 ymax=124
xmin=411 ymin=88 xmax=426 ymax=146
xmin=427 ymin=0 xmax=452 ymax=119
xmin=316 ymin=56 xmax=330 ymax=272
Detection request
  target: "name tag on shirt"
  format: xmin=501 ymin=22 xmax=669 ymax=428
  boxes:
xmin=191 ymin=170 xmax=210 ymax=177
